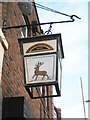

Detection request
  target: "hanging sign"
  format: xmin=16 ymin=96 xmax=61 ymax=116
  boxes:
xmin=18 ymin=33 xmax=64 ymax=98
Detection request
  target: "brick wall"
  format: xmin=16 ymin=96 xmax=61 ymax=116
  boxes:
xmin=1 ymin=2 xmax=54 ymax=119
xmin=0 ymin=2 xmax=2 ymax=26
xmin=1 ymin=2 xmax=41 ymax=118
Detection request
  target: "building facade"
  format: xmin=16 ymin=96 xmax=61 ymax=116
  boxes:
xmin=0 ymin=1 xmax=55 ymax=119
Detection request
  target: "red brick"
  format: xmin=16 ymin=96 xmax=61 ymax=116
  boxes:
xmin=1 ymin=2 xmax=54 ymax=119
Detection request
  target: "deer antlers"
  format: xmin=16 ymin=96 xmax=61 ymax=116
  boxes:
xmin=35 ymin=61 xmax=44 ymax=67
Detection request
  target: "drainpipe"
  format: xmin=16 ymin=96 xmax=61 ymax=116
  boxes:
xmin=54 ymin=106 xmax=61 ymax=120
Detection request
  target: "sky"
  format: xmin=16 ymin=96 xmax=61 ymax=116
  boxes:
xmin=35 ymin=0 xmax=88 ymax=118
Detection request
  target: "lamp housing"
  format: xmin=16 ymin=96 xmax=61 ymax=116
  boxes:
xmin=18 ymin=34 xmax=64 ymax=98
xmin=18 ymin=1 xmax=32 ymax=15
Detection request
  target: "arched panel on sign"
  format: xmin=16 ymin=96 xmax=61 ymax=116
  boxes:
xmin=26 ymin=43 xmax=54 ymax=53
xmin=23 ymin=39 xmax=57 ymax=56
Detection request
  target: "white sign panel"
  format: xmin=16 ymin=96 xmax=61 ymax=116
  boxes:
xmin=24 ymin=54 xmax=56 ymax=84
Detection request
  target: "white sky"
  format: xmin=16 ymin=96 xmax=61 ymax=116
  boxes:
xmin=36 ymin=0 xmax=88 ymax=118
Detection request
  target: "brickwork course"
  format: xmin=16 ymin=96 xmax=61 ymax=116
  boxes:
xmin=1 ymin=1 xmax=54 ymax=119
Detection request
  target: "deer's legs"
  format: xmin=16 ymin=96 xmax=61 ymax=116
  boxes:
xmin=32 ymin=74 xmax=35 ymax=79
xmin=35 ymin=75 xmax=38 ymax=81
xmin=42 ymin=75 xmax=49 ymax=80
xmin=47 ymin=75 xmax=49 ymax=80
xmin=42 ymin=75 xmax=45 ymax=80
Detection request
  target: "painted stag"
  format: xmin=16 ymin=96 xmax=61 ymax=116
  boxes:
xmin=32 ymin=61 xmax=49 ymax=81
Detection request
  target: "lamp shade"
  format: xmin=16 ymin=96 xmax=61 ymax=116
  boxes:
xmin=18 ymin=2 xmax=32 ymax=15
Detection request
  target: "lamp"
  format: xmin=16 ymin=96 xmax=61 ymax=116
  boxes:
xmin=18 ymin=1 xmax=32 ymax=15
xmin=18 ymin=33 xmax=64 ymax=98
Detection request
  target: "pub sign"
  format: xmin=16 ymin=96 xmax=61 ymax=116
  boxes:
xmin=18 ymin=34 xmax=64 ymax=98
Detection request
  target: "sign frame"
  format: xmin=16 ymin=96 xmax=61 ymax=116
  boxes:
xmin=18 ymin=33 xmax=64 ymax=98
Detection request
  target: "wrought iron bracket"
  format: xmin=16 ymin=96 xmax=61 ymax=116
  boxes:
xmin=2 ymin=15 xmax=81 ymax=30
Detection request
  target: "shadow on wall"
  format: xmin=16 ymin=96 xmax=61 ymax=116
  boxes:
xmin=2 ymin=96 xmax=35 ymax=119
